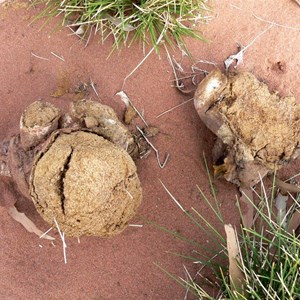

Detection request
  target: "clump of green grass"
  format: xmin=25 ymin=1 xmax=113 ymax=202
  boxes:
xmin=32 ymin=0 xmax=209 ymax=53
xmin=158 ymin=166 xmax=300 ymax=299
xmin=223 ymin=193 xmax=300 ymax=299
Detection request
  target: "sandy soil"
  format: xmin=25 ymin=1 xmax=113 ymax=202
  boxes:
xmin=0 ymin=1 xmax=299 ymax=299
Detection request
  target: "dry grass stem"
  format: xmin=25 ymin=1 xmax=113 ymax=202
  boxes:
xmin=165 ymin=49 xmax=197 ymax=94
xmin=90 ymin=77 xmax=99 ymax=97
xmin=121 ymin=46 xmax=156 ymax=90
xmin=230 ymin=4 xmax=242 ymax=10
xmin=136 ymin=126 xmax=169 ymax=168
xmin=50 ymin=51 xmax=65 ymax=61
xmin=287 ymin=172 xmax=300 ymax=182
xmin=159 ymin=179 xmax=186 ymax=212
xmin=84 ymin=27 xmax=93 ymax=48
xmin=253 ymin=13 xmax=300 ymax=30
xmin=53 ymin=217 xmax=67 ymax=264
xmin=165 ymin=49 xmax=183 ymax=91
xmin=62 ymin=232 xmax=67 ymax=264
xmin=121 ymin=23 xmax=168 ymax=89
xmin=156 ymin=98 xmax=193 ymax=118
xmin=39 ymin=227 xmax=53 ymax=239
xmin=31 ymin=51 xmax=50 ymax=61
xmin=166 ymin=47 xmax=216 ymax=94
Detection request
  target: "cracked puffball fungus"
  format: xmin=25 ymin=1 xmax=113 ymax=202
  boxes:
xmin=1 ymin=99 xmax=142 ymax=238
xmin=30 ymin=130 xmax=142 ymax=237
xmin=194 ymin=70 xmax=300 ymax=188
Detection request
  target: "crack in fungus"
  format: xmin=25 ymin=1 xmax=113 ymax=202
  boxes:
xmin=59 ymin=147 xmax=73 ymax=215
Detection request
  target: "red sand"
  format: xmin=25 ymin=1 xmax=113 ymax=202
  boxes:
xmin=0 ymin=1 xmax=299 ymax=299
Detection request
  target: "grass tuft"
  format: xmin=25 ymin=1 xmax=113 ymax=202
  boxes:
xmin=159 ymin=169 xmax=300 ymax=299
xmin=32 ymin=0 xmax=210 ymax=54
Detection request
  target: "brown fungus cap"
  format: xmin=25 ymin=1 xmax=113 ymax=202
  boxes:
xmin=29 ymin=130 xmax=142 ymax=237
